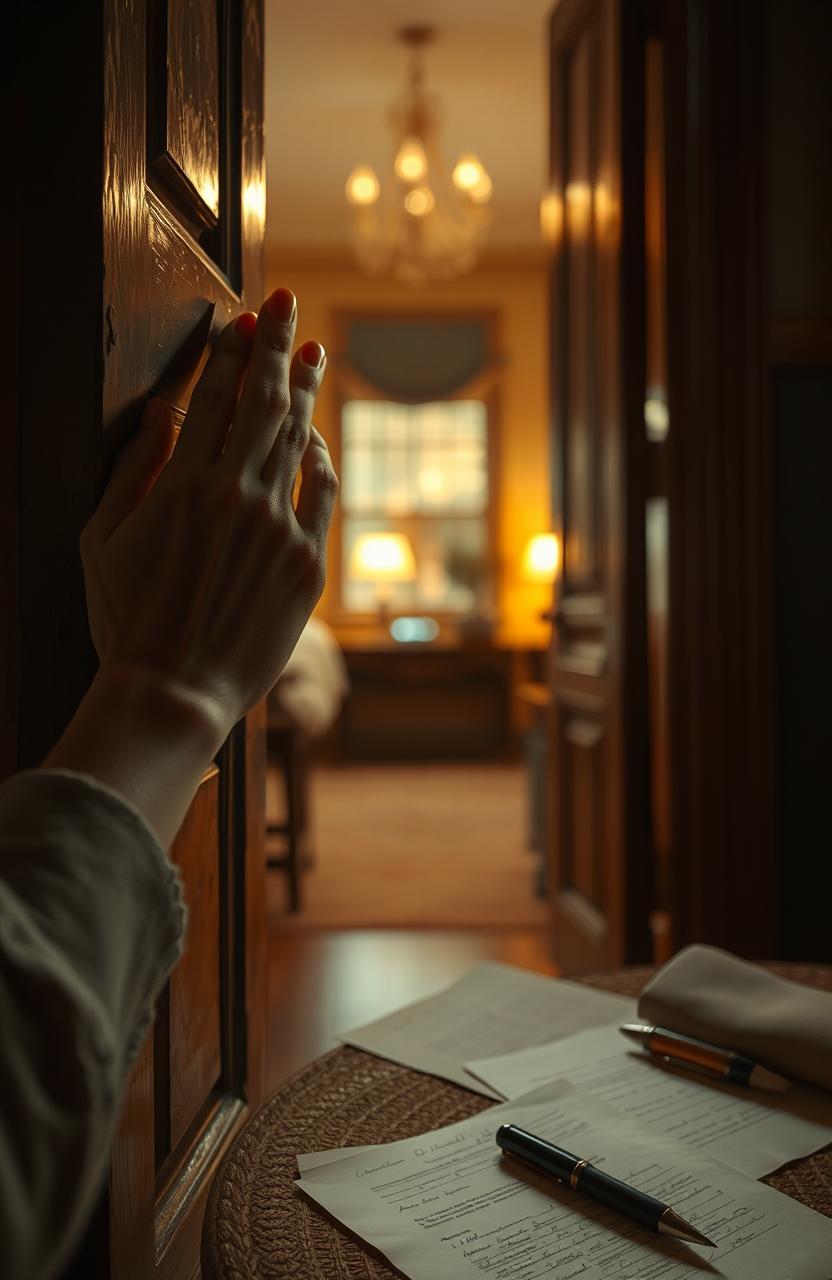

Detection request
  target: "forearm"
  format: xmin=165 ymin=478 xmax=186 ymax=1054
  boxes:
xmin=0 ymin=764 xmax=187 ymax=1279
xmin=43 ymin=665 xmax=228 ymax=850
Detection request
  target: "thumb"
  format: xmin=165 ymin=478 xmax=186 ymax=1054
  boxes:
xmin=94 ymin=398 xmax=178 ymax=539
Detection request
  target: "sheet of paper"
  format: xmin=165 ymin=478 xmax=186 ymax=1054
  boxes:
xmin=297 ymin=1081 xmax=832 ymax=1280
xmin=466 ymin=1022 xmax=832 ymax=1179
xmin=297 ymin=1144 xmax=376 ymax=1173
xmin=337 ymin=961 xmax=636 ymax=1096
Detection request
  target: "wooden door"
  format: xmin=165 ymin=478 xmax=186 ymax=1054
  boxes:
xmin=545 ymin=0 xmax=652 ymax=972
xmin=106 ymin=6 xmax=268 ymax=1276
xmin=9 ymin=3 xmax=267 ymax=1277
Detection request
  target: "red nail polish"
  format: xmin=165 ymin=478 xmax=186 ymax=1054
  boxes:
xmin=300 ymin=340 xmax=326 ymax=369
xmin=235 ymin=311 xmax=257 ymax=340
xmin=266 ymin=288 xmax=297 ymax=323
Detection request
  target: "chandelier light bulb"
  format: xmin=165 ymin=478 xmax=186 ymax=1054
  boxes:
xmin=394 ymin=136 xmax=428 ymax=183
xmin=404 ymin=185 xmax=435 ymax=217
xmin=468 ymin=170 xmax=493 ymax=204
xmin=345 ymin=166 xmax=381 ymax=206
xmin=452 ymin=153 xmax=484 ymax=192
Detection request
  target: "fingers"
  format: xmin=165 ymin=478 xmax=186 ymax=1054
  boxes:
xmin=172 ymin=314 xmax=257 ymax=466
xmin=88 ymin=398 xmax=178 ymax=541
xmin=295 ymin=426 xmax=339 ymax=545
xmin=221 ymin=287 xmax=299 ymax=477
xmin=261 ymin=340 xmax=327 ymax=497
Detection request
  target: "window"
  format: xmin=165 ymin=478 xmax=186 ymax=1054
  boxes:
xmin=341 ymin=398 xmax=491 ymax=613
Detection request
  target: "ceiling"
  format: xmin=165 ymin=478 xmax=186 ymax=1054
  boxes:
xmin=263 ymin=0 xmax=555 ymax=256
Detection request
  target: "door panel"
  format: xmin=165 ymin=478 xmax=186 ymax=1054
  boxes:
xmin=546 ymin=0 xmax=651 ymax=972
xmin=564 ymin=29 xmax=598 ymax=586
xmin=562 ymin=707 xmax=604 ymax=909
xmin=103 ymin=1 xmax=266 ymax=1276
xmin=168 ymin=770 xmax=222 ymax=1152
xmin=158 ymin=0 xmax=221 ymax=220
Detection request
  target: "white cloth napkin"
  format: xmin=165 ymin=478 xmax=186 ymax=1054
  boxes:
xmin=638 ymin=944 xmax=832 ymax=1091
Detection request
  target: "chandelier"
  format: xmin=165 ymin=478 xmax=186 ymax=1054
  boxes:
xmin=345 ymin=26 xmax=494 ymax=287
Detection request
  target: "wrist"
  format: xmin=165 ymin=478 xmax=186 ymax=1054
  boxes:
xmin=90 ymin=663 xmax=230 ymax=755
xmin=42 ymin=663 xmax=232 ymax=850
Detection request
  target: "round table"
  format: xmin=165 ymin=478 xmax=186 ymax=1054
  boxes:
xmin=202 ymin=964 xmax=832 ymax=1279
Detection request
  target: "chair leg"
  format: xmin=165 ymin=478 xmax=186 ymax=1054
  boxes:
xmin=266 ymin=724 xmax=304 ymax=913
xmin=284 ymin=733 xmax=301 ymax=913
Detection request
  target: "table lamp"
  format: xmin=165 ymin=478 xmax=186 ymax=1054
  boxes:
xmin=522 ymin=532 xmax=560 ymax=584
xmin=349 ymin=531 xmax=417 ymax=629
xmin=521 ymin=532 xmax=561 ymax=625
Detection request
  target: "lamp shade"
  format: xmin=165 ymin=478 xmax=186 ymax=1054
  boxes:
xmin=522 ymin=533 xmax=561 ymax=583
xmin=350 ymin=532 xmax=416 ymax=583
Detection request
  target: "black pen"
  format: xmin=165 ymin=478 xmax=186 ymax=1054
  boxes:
xmin=496 ymin=1124 xmax=715 ymax=1248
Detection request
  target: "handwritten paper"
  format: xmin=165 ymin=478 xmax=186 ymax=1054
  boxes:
xmin=465 ymin=1022 xmax=832 ymax=1178
xmin=297 ymin=1082 xmax=832 ymax=1279
xmin=338 ymin=962 xmax=635 ymax=1096
xmin=297 ymin=1143 xmax=376 ymax=1173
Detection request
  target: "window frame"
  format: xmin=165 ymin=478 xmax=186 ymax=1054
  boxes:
xmin=328 ymin=309 xmax=502 ymax=632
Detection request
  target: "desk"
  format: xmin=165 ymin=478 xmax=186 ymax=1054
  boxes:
xmin=202 ymin=964 xmax=832 ymax=1280
xmin=336 ymin=644 xmax=546 ymax=761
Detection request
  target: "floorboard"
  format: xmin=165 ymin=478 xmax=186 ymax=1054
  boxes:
xmin=266 ymin=926 xmax=557 ymax=1092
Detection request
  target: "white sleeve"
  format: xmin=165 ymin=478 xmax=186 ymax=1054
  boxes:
xmin=0 ymin=768 xmax=186 ymax=1280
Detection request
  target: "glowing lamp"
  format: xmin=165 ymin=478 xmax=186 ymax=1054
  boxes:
xmin=350 ymin=533 xmax=416 ymax=582
xmin=469 ymin=172 xmax=493 ymax=205
xmin=394 ymin=136 xmax=428 ymax=184
xmin=452 ymin=153 xmax=484 ymax=191
xmin=346 ymin=166 xmax=381 ymax=206
xmin=522 ymin=533 xmax=561 ymax=584
xmin=404 ymin=186 xmax=435 ymax=217
xmin=350 ymin=532 xmax=417 ymax=627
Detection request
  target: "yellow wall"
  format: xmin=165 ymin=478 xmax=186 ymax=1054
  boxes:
xmin=264 ymin=257 xmax=553 ymax=647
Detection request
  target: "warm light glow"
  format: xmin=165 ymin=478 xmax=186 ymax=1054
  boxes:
xmin=566 ymin=181 xmax=592 ymax=237
xmin=404 ymin=186 xmax=435 ymax=217
xmin=452 ymin=153 xmax=484 ymax=192
xmin=522 ymin=533 xmax=561 ymax=583
xmin=540 ymin=190 xmax=564 ymax=244
xmin=394 ymin=136 xmax=428 ymax=183
xmin=346 ymin=166 xmax=381 ymax=206
xmin=350 ymin=532 xmax=417 ymax=583
xmin=594 ymin=181 xmax=615 ymax=235
xmin=468 ymin=171 xmax=493 ymax=204
xmin=242 ymin=178 xmax=266 ymax=225
xmin=417 ymin=466 xmax=447 ymax=499
xmin=645 ymin=397 xmax=670 ymax=441
xmin=200 ymin=175 xmax=219 ymax=216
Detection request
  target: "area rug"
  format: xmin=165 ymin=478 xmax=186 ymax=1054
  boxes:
xmin=266 ymin=763 xmax=549 ymax=930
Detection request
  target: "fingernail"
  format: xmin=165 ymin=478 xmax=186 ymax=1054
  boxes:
xmin=235 ymin=311 xmax=258 ymax=341
xmin=266 ymin=287 xmax=296 ymax=323
xmin=300 ymin=340 xmax=326 ymax=369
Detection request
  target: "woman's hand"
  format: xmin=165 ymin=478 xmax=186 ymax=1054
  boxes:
xmin=79 ymin=288 xmax=337 ymax=738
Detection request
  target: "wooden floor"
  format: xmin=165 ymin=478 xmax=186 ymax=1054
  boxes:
xmin=266 ymin=926 xmax=557 ymax=1092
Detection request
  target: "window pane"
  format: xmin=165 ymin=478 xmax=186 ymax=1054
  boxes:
xmin=341 ymin=399 xmax=491 ymax=614
xmin=341 ymin=400 xmax=488 ymax=516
